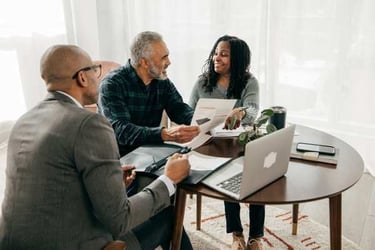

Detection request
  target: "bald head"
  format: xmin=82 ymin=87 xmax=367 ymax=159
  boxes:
xmin=40 ymin=45 xmax=92 ymax=87
xmin=40 ymin=45 xmax=100 ymax=106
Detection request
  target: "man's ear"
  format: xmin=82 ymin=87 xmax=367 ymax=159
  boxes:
xmin=139 ymin=58 xmax=149 ymax=68
xmin=75 ymin=72 xmax=89 ymax=88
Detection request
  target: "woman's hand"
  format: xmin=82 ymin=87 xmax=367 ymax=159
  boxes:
xmin=224 ymin=107 xmax=246 ymax=130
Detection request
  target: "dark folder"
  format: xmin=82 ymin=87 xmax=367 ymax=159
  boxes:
xmin=120 ymin=143 xmax=225 ymax=184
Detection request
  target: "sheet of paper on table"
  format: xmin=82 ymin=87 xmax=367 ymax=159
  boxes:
xmin=188 ymin=151 xmax=232 ymax=171
xmin=210 ymin=122 xmax=246 ymax=137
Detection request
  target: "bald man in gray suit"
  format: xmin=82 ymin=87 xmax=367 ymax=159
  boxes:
xmin=0 ymin=45 xmax=193 ymax=250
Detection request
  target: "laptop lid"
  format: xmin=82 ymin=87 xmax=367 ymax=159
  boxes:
xmin=202 ymin=124 xmax=296 ymax=200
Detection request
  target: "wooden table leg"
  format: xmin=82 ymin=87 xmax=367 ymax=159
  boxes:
xmin=292 ymin=203 xmax=299 ymax=235
xmin=171 ymin=187 xmax=187 ymax=250
xmin=329 ymin=194 xmax=342 ymax=250
xmin=196 ymin=193 xmax=202 ymax=230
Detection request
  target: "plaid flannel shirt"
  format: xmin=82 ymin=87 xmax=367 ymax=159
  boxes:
xmin=98 ymin=60 xmax=193 ymax=154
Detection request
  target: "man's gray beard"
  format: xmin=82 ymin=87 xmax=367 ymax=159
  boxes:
xmin=149 ymin=66 xmax=167 ymax=80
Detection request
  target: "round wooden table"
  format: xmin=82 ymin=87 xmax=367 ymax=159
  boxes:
xmin=171 ymin=124 xmax=364 ymax=250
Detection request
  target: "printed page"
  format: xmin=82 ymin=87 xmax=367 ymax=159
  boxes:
xmin=210 ymin=122 xmax=247 ymax=137
xmin=167 ymin=99 xmax=236 ymax=149
xmin=166 ymin=133 xmax=212 ymax=150
xmin=191 ymin=98 xmax=237 ymax=134
xmin=188 ymin=151 xmax=231 ymax=171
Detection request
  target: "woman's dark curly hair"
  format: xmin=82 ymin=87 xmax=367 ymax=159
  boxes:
xmin=200 ymin=35 xmax=252 ymax=99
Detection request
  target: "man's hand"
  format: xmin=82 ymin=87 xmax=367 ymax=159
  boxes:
xmin=122 ymin=165 xmax=136 ymax=187
xmin=163 ymin=153 xmax=190 ymax=184
xmin=161 ymin=125 xmax=200 ymax=143
xmin=224 ymin=107 xmax=246 ymax=130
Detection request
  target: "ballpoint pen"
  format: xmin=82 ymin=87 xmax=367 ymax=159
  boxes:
xmin=145 ymin=157 xmax=168 ymax=173
xmin=227 ymin=107 xmax=247 ymax=129
xmin=145 ymin=147 xmax=192 ymax=173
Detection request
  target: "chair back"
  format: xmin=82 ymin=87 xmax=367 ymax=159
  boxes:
xmin=84 ymin=60 xmax=121 ymax=111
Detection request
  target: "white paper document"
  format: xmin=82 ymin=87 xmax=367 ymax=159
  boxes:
xmin=167 ymin=98 xmax=237 ymax=149
xmin=191 ymin=98 xmax=237 ymax=134
xmin=188 ymin=151 xmax=231 ymax=171
xmin=166 ymin=133 xmax=212 ymax=150
xmin=210 ymin=122 xmax=246 ymax=137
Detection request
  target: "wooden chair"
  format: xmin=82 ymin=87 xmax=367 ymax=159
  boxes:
xmin=84 ymin=60 xmax=121 ymax=112
xmin=103 ymin=240 xmax=126 ymax=250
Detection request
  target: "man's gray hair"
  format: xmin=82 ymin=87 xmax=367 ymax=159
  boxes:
xmin=130 ymin=31 xmax=163 ymax=67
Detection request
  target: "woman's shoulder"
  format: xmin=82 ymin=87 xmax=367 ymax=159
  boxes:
xmin=242 ymin=74 xmax=259 ymax=92
xmin=245 ymin=74 xmax=259 ymax=85
xmin=191 ymin=75 xmax=206 ymax=90
xmin=196 ymin=75 xmax=207 ymax=85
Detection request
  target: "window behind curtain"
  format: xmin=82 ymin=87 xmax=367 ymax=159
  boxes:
xmin=0 ymin=0 xmax=66 ymax=122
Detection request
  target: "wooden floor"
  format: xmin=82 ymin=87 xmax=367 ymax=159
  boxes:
xmin=0 ymin=144 xmax=374 ymax=249
xmin=274 ymin=171 xmax=375 ymax=249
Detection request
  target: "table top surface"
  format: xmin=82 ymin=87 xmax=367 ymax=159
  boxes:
xmin=181 ymin=124 xmax=364 ymax=205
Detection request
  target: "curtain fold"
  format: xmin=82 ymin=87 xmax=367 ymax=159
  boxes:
xmin=0 ymin=0 xmax=67 ymax=120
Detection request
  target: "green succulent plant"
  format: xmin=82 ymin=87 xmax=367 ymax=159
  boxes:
xmin=237 ymin=108 xmax=278 ymax=145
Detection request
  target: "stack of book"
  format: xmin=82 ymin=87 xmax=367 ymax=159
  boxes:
xmin=289 ymin=143 xmax=338 ymax=166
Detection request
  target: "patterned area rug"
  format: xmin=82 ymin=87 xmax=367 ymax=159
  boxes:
xmin=184 ymin=197 xmax=360 ymax=250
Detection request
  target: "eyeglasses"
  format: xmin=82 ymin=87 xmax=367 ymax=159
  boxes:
xmin=72 ymin=64 xmax=102 ymax=79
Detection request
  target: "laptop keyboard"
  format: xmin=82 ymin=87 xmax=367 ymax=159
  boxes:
xmin=217 ymin=173 xmax=242 ymax=194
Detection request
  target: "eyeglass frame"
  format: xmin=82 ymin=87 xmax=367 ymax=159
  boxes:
xmin=72 ymin=64 xmax=102 ymax=79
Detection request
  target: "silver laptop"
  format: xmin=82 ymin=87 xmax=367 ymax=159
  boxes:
xmin=202 ymin=124 xmax=296 ymax=200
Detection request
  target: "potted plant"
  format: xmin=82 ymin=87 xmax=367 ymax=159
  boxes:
xmin=237 ymin=108 xmax=278 ymax=146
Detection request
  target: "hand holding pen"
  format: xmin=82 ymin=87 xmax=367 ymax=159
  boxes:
xmin=145 ymin=147 xmax=191 ymax=173
xmin=164 ymin=153 xmax=191 ymax=184
xmin=224 ymin=107 xmax=247 ymax=130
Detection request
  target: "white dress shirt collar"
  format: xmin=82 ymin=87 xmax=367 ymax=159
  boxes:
xmin=56 ymin=91 xmax=83 ymax=108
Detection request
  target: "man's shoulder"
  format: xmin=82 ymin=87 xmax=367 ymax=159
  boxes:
xmin=100 ymin=64 xmax=139 ymax=91
xmin=153 ymin=78 xmax=176 ymax=90
xmin=42 ymin=97 xmax=110 ymax=126
xmin=102 ymin=66 xmax=129 ymax=84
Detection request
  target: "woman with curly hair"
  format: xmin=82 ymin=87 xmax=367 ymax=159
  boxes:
xmin=189 ymin=35 xmax=264 ymax=250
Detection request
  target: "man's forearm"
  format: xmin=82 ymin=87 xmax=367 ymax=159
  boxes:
xmin=115 ymin=123 xmax=164 ymax=146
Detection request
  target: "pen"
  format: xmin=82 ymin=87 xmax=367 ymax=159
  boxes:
xmin=179 ymin=146 xmax=191 ymax=154
xmin=145 ymin=158 xmax=168 ymax=173
xmin=145 ymin=147 xmax=191 ymax=173
xmin=229 ymin=107 xmax=251 ymax=129
xmin=239 ymin=106 xmax=248 ymax=112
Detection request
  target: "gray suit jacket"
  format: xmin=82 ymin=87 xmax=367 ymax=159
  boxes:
xmin=0 ymin=92 xmax=171 ymax=249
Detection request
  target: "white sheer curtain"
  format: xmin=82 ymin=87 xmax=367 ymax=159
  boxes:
xmin=0 ymin=0 xmax=67 ymax=120
xmin=1 ymin=0 xmax=374 ymax=175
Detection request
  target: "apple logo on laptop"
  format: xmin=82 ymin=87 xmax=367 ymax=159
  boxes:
xmin=264 ymin=152 xmax=277 ymax=168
